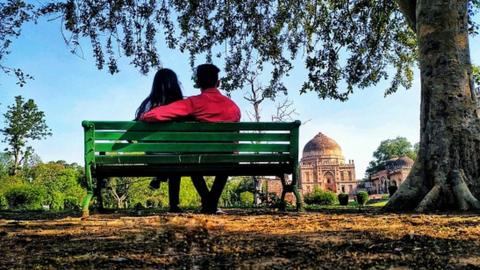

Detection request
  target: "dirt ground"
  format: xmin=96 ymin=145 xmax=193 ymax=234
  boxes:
xmin=1 ymin=209 xmax=480 ymax=269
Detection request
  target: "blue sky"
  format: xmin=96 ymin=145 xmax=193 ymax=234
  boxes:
xmin=1 ymin=15 xmax=479 ymax=178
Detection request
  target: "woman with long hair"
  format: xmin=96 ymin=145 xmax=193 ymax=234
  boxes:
xmin=135 ymin=68 xmax=184 ymax=120
xmin=136 ymin=68 xmax=184 ymax=212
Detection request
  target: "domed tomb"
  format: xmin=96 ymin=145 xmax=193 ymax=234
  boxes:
xmin=385 ymin=156 xmax=414 ymax=171
xmin=302 ymin=132 xmax=344 ymax=158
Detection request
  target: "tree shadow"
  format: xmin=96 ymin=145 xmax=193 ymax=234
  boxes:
xmin=1 ymin=212 xmax=480 ymax=269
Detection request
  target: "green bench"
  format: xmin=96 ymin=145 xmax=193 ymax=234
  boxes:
xmin=81 ymin=120 xmax=303 ymax=217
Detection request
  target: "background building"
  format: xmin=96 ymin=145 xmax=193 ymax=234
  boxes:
xmin=299 ymin=132 xmax=358 ymax=196
xmin=368 ymin=157 xmax=414 ymax=194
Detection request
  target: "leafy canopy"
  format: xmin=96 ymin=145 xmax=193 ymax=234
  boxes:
xmin=1 ymin=1 xmax=479 ymax=99
xmin=366 ymin=136 xmax=417 ymax=176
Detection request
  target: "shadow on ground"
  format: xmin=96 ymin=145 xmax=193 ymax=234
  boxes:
xmin=1 ymin=209 xmax=480 ymax=269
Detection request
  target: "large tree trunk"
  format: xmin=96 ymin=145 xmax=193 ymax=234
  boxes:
xmin=386 ymin=0 xmax=480 ymax=211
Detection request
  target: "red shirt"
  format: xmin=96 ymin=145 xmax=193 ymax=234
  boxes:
xmin=140 ymin=88 xmax=241 ymax=122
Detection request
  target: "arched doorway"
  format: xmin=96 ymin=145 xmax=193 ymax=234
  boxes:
xmin=324 ymin=172 xmax=335 ymax=191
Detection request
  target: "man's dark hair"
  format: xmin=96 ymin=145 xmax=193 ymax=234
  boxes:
xmin=195 ymin=64 xmax=220 ymax=89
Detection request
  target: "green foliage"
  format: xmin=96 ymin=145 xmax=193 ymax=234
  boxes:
xmin=338 ymin=193 xmax=349 ymax=206
xmin=0 ymin=1 xmax=424 ymax=97
xmin=356 ymin=191 xmax=369 ymax=206
xmin=30 ymin=162 xmax=85 ymax=210
xmin=0 ymin=152 xmax=13 ymax=177
xmin=366 ymin=137 xmax=417 ymax=176
xmin=0 ymin=96 xmax=52 ymax=175
xmin=388 ymin=186 xmax=398 ymax=197
xmin=473 ymin=65 xmax=480 ymax=93
xmin=239 ymin=191 xmax=254 ymax=207
xmin=0 ymin=194 xmax=7 ymax=209
xmin=4 ymin=184 xmax=46 ymax=210
xmin=0 ymin=161 xmax=85 ymax=211
xmin=63 ymin=196 xmax=80 ymax=210
xmin=304 ymin=188 xmax=338 ymax=206
xmin=2 ymin=1 xmax=480 ymax=102
xmin=0 ymin=1 xmax=35 ymax=86
xmin=103 ymin=176 xmax=204 ymax=209
xmin=179 ymin=177 xmax=204 ymax=208
xmin=220 ymin=177 xmax=253 ymax=207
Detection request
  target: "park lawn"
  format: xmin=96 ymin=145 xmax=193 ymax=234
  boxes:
xmin=304 ymin=199 xmax=389 ymax=210
xmin=1 ymin=209 xmax=480 ymax=269
xmin=368 ymin=200 xmax=389 ymax=207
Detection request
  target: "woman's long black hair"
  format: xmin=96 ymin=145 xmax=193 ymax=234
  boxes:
xmin=135 ymin=68 xmax=184 ymax=120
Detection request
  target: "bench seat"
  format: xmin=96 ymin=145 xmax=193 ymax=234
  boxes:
xmin=81 ymin=120 xmax=303 ymax=217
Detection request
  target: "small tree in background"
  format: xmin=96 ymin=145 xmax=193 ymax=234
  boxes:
xmin=1 ymin=96 xmax=52 ymax=175
xmin=338 ymin=193 xmax=349 ymax=206
xmin=356 ymin=191 xmax=369 ymax=206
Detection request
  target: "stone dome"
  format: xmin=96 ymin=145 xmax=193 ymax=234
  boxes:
xmin=302 ymin=132 xmax=344 ymax=158
xmin=385 ymin=156 xmax=414 ymax=170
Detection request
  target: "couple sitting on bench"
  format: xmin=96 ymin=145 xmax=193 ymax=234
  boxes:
xmin=135 ymin=63 xmax=241 ymax=214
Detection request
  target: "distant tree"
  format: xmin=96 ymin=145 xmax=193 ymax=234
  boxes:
xmin=106 ymin=177 xmax=133 ymax=209
xmin=366 ymin=137 xmax=417 ymax=176
xmin=1 ymin=96 xmax=52 ymax=175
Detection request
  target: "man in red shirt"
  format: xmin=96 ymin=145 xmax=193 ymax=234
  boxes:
xmin=140 ymin=64 xmax=241 ymax=213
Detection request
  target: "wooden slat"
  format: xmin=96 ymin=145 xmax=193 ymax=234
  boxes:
xmin=95 ymin=154 xmax=292 ymax=164
xmin=94 ymin=164 xmax=293 ymax=177
xmin=83 ymin=121 xmax=299 ymax=131
xmin=95 ymin=143 xmax=291 ymax=153
xmin=94 ymin=131 xmax=291 ymax=142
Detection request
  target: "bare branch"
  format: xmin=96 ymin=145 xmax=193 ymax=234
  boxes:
xmin=271 ymin=98 xmax=298 ymax=122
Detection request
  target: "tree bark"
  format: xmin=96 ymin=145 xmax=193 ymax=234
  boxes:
xmin=395 ymin=0 xmax=417 ymax=30
xmin=385 ymin=0 xmax=480 ymax=211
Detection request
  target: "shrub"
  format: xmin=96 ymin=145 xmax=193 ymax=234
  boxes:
xmin=64 ymin=196 xmax=80 ymax=210
xmin=338 ymin=193 xmax=349 ymax=206
xmin=304 ymin=188 xmax=338 ymax=205
xmin=49 ymin=191 xmax=65 ymax=210
xmin=5 ymin=185 xmax=45 ymax=210
xmin=388 ymin=185 xmax=398 ymax=197
xmin=0 ymin=194 xmax=7 ymax=209
xmin=356 ymin=191 xmax=369 ymax=206
xmin=240 ymin=191 xmax=254 ymax=207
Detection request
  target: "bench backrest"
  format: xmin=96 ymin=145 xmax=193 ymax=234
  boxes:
xmin=83 ymin=121 xmax=300 ymax=171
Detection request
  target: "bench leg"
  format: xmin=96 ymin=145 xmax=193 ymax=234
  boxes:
xmin=81 ymin=191 xmax=93 ymax=218
xmin=278 ymin=168 xmax=305 ymax=212
xmin=81 ymin=165 xmax=94 ymax=219
xmin=95 ymin=178 xmax=105 ymax=212
xmin=279 ymin=174 xmax=287 ymax=211
xmin=292 ymin=185 xmax=304 ymax=212
xmin=292 ymin=167 xmax=304 ymax=212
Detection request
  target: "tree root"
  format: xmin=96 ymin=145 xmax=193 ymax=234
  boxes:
xmin=384 ymin=161 xmax=428 ymax=211
xmin=451 ymin=170 xmax=480 ymax=210
xmin=385 ymin=167 xmax=480 ymax=212
xmin=415 ymin=185 xmax=441 ymax=212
